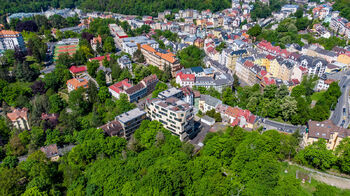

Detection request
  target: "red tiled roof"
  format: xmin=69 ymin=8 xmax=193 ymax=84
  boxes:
xmin=108 ymin=79 xmax=132 ymax=94
xmin=244 ymin=60 xmax=254 ymax=68
xmin=324 ymin=79 xmax=335 ymax=85
xmin=266 ymin=54 xmax=276 ymax=60
xmin=177 ymin=72 xmax=195 ymax=81
xmin=291 ymin=79 xmax=300 ymax=85
xmin=89 ymin=54 xmax=111 ymax=62
xmin=263 ymin=77 xmax=276 ymax=86
xmin=259 ymin=70 xmax=267 ymax=77
xmin=69 ymin=66 xmax=87 ymax=74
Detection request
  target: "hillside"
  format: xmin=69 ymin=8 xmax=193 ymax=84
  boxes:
xmin=0 ymin=0 xmax=231 ymax=16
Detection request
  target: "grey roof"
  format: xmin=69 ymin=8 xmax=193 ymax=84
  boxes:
xmin=201 ymin=115 xmax=215 ymax=124
xmin=200 ymin=94 xmax=222 ymax=107
xmin=311 ymin=58 xmax=328 ymax=68
xmin=158 ymin=87 xmax=183 ymax=99
xmin=282 ymin=60 xmax=294 ymax=69
xmin=97 ymin=66 xmax=111 ymax=73
xmin=298 ymin=55 xmax=313 ymax=65
xmin=116 ymin=108 xmax=146 ymax=124
xmin=315 ymin=47 xmax=337 ymax=57
xmin=195 ymin=77 xmax=215 ymax=84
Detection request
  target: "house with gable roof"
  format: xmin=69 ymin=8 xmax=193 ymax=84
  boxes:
xmin=7 ymin=108 xmax=30 ymax=130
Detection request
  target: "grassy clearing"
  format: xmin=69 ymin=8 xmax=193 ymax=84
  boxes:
xmin=311 ymin=91 xmax=326 ymax=101
xmin=280 ymin=163 xmax=350 ymax=195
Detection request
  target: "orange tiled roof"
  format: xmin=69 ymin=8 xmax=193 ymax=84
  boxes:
xmin=142 ymin=44 xmax=176 ymax=63
xmin=141 ymin=44 xmax=156 ymax=53
xmin=0 ymin=30 xmax=21 ymax=37
xmin=7 ymin=108 xmax=28 ymax=121
xmin=66 ymin=78 xmax=88 ymax=90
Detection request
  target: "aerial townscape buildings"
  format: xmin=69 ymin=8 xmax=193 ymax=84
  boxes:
xmin=3 ymin=0 xmax=350 ymax=194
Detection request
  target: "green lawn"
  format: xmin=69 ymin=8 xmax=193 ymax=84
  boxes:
xmin=311 ymin=91 xmax=326 ymax=101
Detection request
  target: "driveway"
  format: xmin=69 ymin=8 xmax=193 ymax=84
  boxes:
xmin=189 ymin=121 xmax=210 ymax=146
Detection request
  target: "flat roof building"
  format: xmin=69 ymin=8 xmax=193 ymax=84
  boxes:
xmin=115 ymin=108 xmax=147 ymax=139
xmin=145 ymin=97 xmax=194 ymax=141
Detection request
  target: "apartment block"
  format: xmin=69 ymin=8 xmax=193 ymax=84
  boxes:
xmin=116 ymin=108 xmax=147 ymax=139
xmin=0 ymin=30 xmax=25 ymax=53
xmin=303 ymin=120 xmax=350 ymax=150
xmin=141 ymin=44 xmax=181 ymax=77
xmin=145 ymin=97 xmax=194 ymax=141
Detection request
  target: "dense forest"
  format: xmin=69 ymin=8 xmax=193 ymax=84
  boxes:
xmin=0 ymin=0 xmax=231 ymax=16
xmin=2 ymin=120 xmax=350 ymax=195
xmin=333 ymin=0 xmax=350 ymax=20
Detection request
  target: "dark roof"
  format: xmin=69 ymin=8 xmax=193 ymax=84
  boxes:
xmin=142 ymin=74 xmax=158 ymax=85
xmin=311 ymin=58 xmax=328 ymax=68
xmin=308 ymin=120 xmax=350 ymax=139
xmin=125 ymin=83 xmax=145 ymax=95
xmin=99 ymin=120 xmax=123 ymax=137
xmin=230 ymin=49 xmax=247 ymax=55
xmin=190 ymin=66 xmax=204 ymax=73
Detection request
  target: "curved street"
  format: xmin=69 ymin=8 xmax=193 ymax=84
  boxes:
xmin=331 ymin=72 xmax=350 ymax=127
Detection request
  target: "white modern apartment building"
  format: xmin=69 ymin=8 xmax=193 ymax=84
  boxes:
xmin=0 ymin=30 xmax=25 ymax=53
xmin=145 ymin=97 xmax=194 ymax=141
xmin=122 ymin=36 xmax=159 ymax=56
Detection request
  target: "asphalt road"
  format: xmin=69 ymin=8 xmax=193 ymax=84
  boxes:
xmin=189 ymin=122 xmax=210 ymax=146
xmin=331 ymin=73 xmax=350 ymax=127
xmin=261 ymin=119 xmax=306 ymax=134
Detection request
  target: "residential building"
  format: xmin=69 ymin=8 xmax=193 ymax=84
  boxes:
xmin=66 ymin=78 xmax=89 ymax=93
xmin=109 ymin=24 xmax=128 ymax=46
xmin=0 ymin=30 xmax=25 ymax=53
xmin=122 ymin=36 xmax=159 ymax=55
xmin=235 ymin=59 xmax=257 ymax=86
xmin=108 ymin=79 xmax=147 ymax=102
xmin=89 ymin=54 xmax=110 ymax=66
xmin=97 ymin=66 xmax=112 ymax=85
xmin=221 ymin=49 xmax=249 ymax=70
xmin=108 ymin=79 xmax=133 ymax=99
xmin=118 ymin=55 xmax=132 ymax=71
xmin=201 ymin=115 xmax=215 ymax=126
xmin=115 ymin=108 xmax=147 ymax=139
xmin=141 ymin=44 xmax=181 ymax=76
xmin=40 ymin=144 xmax=60 ymax=161
xmin=176 ymin=72 xmax=195 ymax=87
xmin=7 ymin=108 xmax=30 ymax=130
xmin=99 ymin=120 xmax=123 ymax=137
xmin=91 ymin=35 xmax=102 ymax=51
xmin=69 ymin=66 xmax=87 ymax=77
xmin=180 ymin=86 xmax=194 ymax=105
xmin=141 ymin=74 xmax=159 ymax=95
xmin=303 ymin=120 xmax=350 ymax=150
xmin=145 ymin=97 xmax=194 ymax=141
xmin=281 ymin=4 xmax=299 ymax=13
xmin=199 ymin=94 xmax=222 ymax=113
xmin=298 ymin=55 xmax=327 ymax=77
xmin=316 ymin=78 xmax=335 ymax=91
xmin=109 ymin=76 xmax=158 ymax=102
xmin=158 ymin=87 xmax=184 ymax=99
xmin=223 ymin=106 xmax=256 ymax=128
